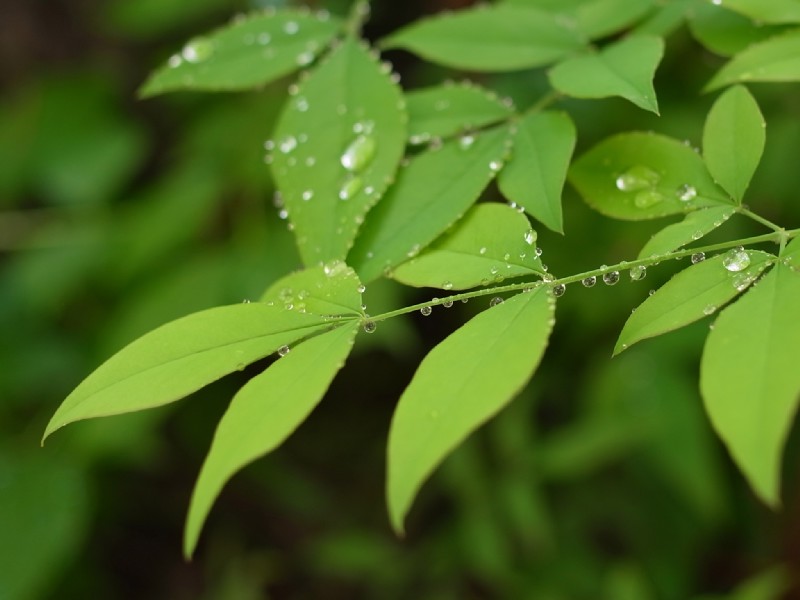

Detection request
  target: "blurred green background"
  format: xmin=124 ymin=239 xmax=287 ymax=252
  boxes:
xmin=1 ymin=0 xmax=799 ymax=598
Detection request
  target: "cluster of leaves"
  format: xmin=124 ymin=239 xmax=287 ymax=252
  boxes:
xmin=44 ymin=0 xmax=800 ymax=565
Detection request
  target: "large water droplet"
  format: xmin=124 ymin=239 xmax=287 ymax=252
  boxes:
xmin=339 ymin=176 xmax=363 ymax=200
xmin=603 ymin=271 xmax=620 ymax=285
xmin=676 ymin=184 xmax=697 ymax=202
xmin=524 ymin=229 xmax=536 ymax=245
xmin=691 ymin=252 xmax=705 ymax=264
xmin=420 ymin=306 xmax=432 ymax=316
xmin=582 ymin=275 xmax=597 ymax=288
xmin=722 ymin=248 xmax=750 ymax=272
xmin=278 ymin=345 xmax=291 ymax=357
xmin=552 ymin=283 xmax=566 ymax=297
xmin=443 ymin=299 xmax=454 ymax=308
xmin=629 ymin=265 xmax=646 ymax=281
xmin=363 ymin=320 xmax=376 ymax=333
xmin=341 ymin=135 xmax=377 ymax=173
xmin=489 ymin=297 xmax=504 ymax=307
xmin=634 ymin=190 xmax=665 ymax=208
xmin=182 ymin=37 xmax=214 ymax=63
xmin=615 ymin=165 xmax=660 ymax=192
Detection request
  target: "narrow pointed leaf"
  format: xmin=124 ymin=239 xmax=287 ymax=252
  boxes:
xmin=270 ymin=39 xmax=406 ymax=266
xmin=498 ymin=111 xmax=576 ymax=233
xmin=705 ymin=30 xmax=800 ymax=90
xmin=689 ymin=4 xmax=790 ymax=57
xmin=392 ymin=203 xmax=544 ymax=290
xmin=405 ymin=81 xmax=513 ymax=143
xmin=637 ymin=206 xmax=735 ymax=259
xmin=548 ymin=35 xmax=664 ymax=114
xmin=720 ymin=0 xmax=800 ymax=24
xmin=387 ymin=287 xmax=555 ymax=533
xmin=569 ymin=132 xmax=731 ymax=220
xmin=701 ymin=262 xmax=800 ymax=505
xmin=615 ymin=250 xmax=773 ymax=354
xmin=43 ymin=304 xmax=338 ymax=441
xmin=381 ymin=6 xmax=586 ymax=72
xmin=140 ymin=10 xmax=342 ymax=97
xmin=260 ymin=262 xmax=363 ymax=317
xmin=703 ymin=85 xmax=766 ymax=203
xmin=349 ymin=126 xmax=511 ymax=283
xmin=184 ymin=321 xmax=359 ymax=557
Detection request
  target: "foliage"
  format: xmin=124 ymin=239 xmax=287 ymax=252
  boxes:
xmin=5 ymin=0 xmax=800 ymax=597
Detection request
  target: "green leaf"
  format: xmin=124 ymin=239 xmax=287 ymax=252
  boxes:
xmin=548 ymin=35 xmax=664 ymax=114
xmin=349 ymin=126 xmax=511 ymax=283
xmin=260 ymin=262 xmax=364 ymax=317
xmin=381 ymin=5 xmax=586 ymax=72
xmin=633 ymin=0 xmax=694 ymax=37
xmin=139 ymin=10 xmax=342 ymax=97
xmin=702 ymin=85 xmax=766 ymax=203
xmin=184 ymin=321 xmax=359 ymax=557
xmin=498 ymin=111 xmax=576 ymax=233
xmin=701 ymin=262 xmax=800 ymax=505
xmin=689 ymin=4 xmax=790 ymax=57
xmin=391 ymin=203 xmax=544 ymax=290
xmin=42 ymin=304 xmax=342 ymax=442
xmin=615 ymin=250 xmax=774 ymax=354
xmin=269 ymin=39 xmax=406 ymax=266
xmin=637 ymin=206 xmax=736 ymax=259
xmin=387 ymin=287 xmax=555 ymax=533
xmin=719 ymin=0 xmax=800 ymax=24
xmin=569 ymin=132 xmax=731 ymax=220
xmin=405 ymin=81 xmax=513 ymax=143
xmin=783 ymin=235 xmax=800 ymax=268
xmin=705 ymin=29 xmax=800 ymax=90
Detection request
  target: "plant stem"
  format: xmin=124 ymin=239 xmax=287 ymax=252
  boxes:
xmin=367 ymin=228 xmax=800 ymax=323
xmin=738 ymin=206 xmax=783 ymax=233
xmin=344 ymin=0 xmax=370 ymax=38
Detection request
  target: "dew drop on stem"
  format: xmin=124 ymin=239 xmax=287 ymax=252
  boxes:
xmin=420 ymin=306 xmax=432 ymax=316
xmin=582 ymin=276 xmax=597 ymax=288
xmin=691 ymin=252 xmax=705 ymax=264
xmin=603 ymin=271 xmax=620 ymax=285
xmin=489 ymin=297 xmax=504 ymax=307
xmin=552 ymin=283 xmax=566 ymax=297
xmin=363 ymin=320 xmax=377 ymax=333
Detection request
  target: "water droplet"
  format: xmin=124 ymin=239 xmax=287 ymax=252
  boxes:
xmin=459 ymin=134 xmax=474 ymax=149
xmin=236 ymin=362 xmax=245 ymax=371
xmin=168 ymin=54 xmax=182 ymax=68
xmin=732 ymin=273 xmax=755 ymax=291
xmin=524 ymin=229 xmax=536 ymax=245
xmin=703 ymin=305 xmax=716 ymax=315
xmin=677 ymin=184 xmax=697 ymax=202
xmin=363 ymin=320 xmax=377 ymax=333
xmin=603 ymin=271 xmax=620 ymax=285
xmin=339 ymin=176 xmax=363 ymax=200
xmin=279 ymin=136 xmax=297 ymax=153
xmin=258 ymin=32 xmax=271 ymax=45
xmin=278 ymin=345 xmax=290 ymax=357
xmin=479 ymin=247 xmax=487 ymax=255
xmin=722 ymin=248 xmax=750 ymax=272
xmin=296 ymin=51 xmax=314 ymax=66
xmin=629 ymin=265 xmax=646 ymax=281
xmin=691 ymin=252 xmax=706 ymax=264
xmin=489 ymin=160 xmax=503 ymax=172
xmin=302 ymin=190 xmax=313 ymax=201
xmin=692 ymin=230 xmax=703 ymax=241
xmin=443 ymin=299 xmax=454 ymax=308
xmin=582 ymin=276 xmax=597 ymax=288
xmin=634 ymin=190 xmax=665 ymax=208
xmin=442 ymin=281 xmax=453 ymax=290
xmin=535 ymin=248 xmax=543 ymax=257
xmin=407 ymin=243 xmax=421 ymax=258
xmin=615 ymin=165 xmax=660 ymax=192
xmin=283 ymin=21 xmax=299 ymax=34
xmin=341 ymin=135 xmax=377 ymax=173
xmin=182 ymin=37 xmax=214 ymax=63
xmin=542 ymin=273 xmax=554 ymax=283
xmin=489 ymin=297 xmax=504 ymax=307
xmin=490 ymin=266 xmax=499 ymax=276
xmin=552 ymin=283 xmax=566 ymax=297
xmin=420 ymin=306 xmax=432 ymax=316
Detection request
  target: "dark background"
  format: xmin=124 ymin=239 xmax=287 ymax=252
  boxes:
xmin=1 ymin=0 xmax=799 ymax=598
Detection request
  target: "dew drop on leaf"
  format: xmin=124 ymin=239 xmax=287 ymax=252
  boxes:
xmin=524 ymin=229 xmax=536 ymax=246
xmin=615 ymin=165 xmax=660 ymax=192
xmin=278 ymin=345 xmax=290 ymax=357
xmin=603 ymin=271 xmax=620 ymax=285
xmin=283 ymin=21 xmax=300 ymax=34
xmin=442 ymin=281 xmax=453 ymax=290
xmin=676 ymin=184 xmax=697 ymax=202
xmin=722 ymin=248 xmax=750 ymax=272
xmin=489 ymin=297 xmax=504 ymax=307
xmin=634 ymin=190 xmax=665 ymax=208
xmin=691 ymin=252 xmax=706 ymax=264
xmin=582 ymin=276 xmax=597 ymax=288
xmin=339 ymin=176 xmax=363 ymax=200
xmin=182 ymin=37 xmax=214 ymax=63
xmin=341 ymin=135 xmax=377 ymax=173
xmin=459 ymin=134 xmax=475 ymax=150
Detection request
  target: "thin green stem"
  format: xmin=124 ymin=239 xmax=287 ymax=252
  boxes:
xmin=738 ymin=206 xmax=783 ymax=233
xmin=344 ymin=0 xmax=370 ymax=38
xmin=367 ymin=228 xmax=800 ymax=324
xmin=525 ymin=90 xmax=562 ymax=116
